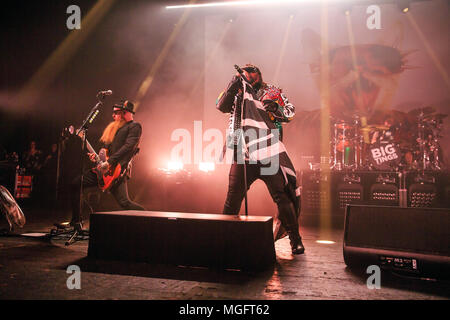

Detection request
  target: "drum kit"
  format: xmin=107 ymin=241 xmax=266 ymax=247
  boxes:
xmin=329 ymin=108 xmax=447 ymax=172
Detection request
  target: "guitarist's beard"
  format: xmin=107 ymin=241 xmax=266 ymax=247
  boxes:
xmin=100 ymin=119 xmax=127 ymax=145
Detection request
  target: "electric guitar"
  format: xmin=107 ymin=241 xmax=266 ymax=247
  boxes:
xmin=84 ymin=138 xmax=123 ymax=192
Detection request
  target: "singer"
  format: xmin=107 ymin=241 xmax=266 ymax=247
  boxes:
xmin=216 ymin=64 xmax=304 ymax=254
xmin=69 ymin=99 xmax=145 ymax=228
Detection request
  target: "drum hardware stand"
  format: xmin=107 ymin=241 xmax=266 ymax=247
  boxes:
xmin=352 ymin=115 xmax=362 ymax=170
xmin=427 ymin=118 xmax=443 ymax=171
xmin=331 ymin=122 xmax=342 ymax=171
xmin=331 ymin=116 xmax=364 ymax=171
xmin=430 ymin=141 xmax=441 ymax=171
xmin=418 ymin=111 xmax=427 ymax=173
xmin=50 ymin=91 xmax=108 ymax=245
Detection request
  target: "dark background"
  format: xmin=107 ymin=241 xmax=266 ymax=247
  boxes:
xmin=0 ymin=0 xmax=211 ymax=217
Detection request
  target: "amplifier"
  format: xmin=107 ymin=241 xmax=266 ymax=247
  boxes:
xmin=301 ymin=171 xmax=401 ymax=213
xmin=300 ymin=171 xmax=331 ymax=213
xmin=365 ymin=172 xmax=401 ymax=206
xmin=335 ymin=172 xmax=364 ymax=210
xmin=404 ymin=171 xmax=448 ymax=208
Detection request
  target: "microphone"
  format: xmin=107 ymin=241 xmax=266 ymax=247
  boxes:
xmin=97 ymin=90 xmax=112 ymax=96
xmin=234 ymin=65 xmax=251 ymax=84
xmin=99 ymin=90 xmax=112 ymax=95
xmin=234 ymin=64 xmax=243 ymax=74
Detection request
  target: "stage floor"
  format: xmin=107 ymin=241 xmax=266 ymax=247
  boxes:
xmin=0 ymin=210 xmax=449 ymax=301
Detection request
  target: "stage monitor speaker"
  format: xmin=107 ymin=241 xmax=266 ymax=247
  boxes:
xmin=343 ymin=205 xmax=450 ymax=279
xmin=88 ymin=211 xmax=276 ymax=271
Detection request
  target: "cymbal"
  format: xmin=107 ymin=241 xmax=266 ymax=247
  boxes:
xmin=360 ymin=124 xmax=390 ymax=131
xmin=408 ymin=106 xmax=436 ymax=117
xmin=335 ymin=124 xmax=354 ymax=129
xmin=423 ymin=113 xmax=448 ymax=121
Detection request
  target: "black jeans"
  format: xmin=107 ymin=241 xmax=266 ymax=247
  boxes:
xmin=70 ymin=169 xmax=145 ymax=223
xmin=223 ymin=163 xmax=300 ymax=237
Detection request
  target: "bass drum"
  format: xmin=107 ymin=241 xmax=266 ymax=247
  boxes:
xmin=369 ymin=142 xmax=402 ymax=171
xmin=0 ymin=185 xmax=26 ymax=232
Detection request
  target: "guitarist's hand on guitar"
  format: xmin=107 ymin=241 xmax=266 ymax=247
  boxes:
xmin=77 ymin=130 xmax=86 ymax=139
xmin=88 ymin=152 xmax=97 ymax=163
xmin=97 ymin=161 xmax=110 ymax=173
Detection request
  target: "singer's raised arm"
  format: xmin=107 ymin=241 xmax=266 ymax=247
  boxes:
xmin=216 ymin=75 xmax=242 ymax=113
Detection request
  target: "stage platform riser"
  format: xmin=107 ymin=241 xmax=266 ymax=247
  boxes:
xmin=88 ymin=211 xmax=276 ymax=271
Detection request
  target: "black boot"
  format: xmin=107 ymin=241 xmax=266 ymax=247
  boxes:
xmin=277 ymin=201 xmax=304 ymax=254
xmin=289 ymin=232 xmax=305 ymax=255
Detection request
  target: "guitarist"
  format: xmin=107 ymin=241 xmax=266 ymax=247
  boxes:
xmin=70 ymin=100 xmax=145 ymax=228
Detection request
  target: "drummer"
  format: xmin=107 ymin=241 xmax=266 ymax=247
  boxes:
xmin=370 ymin=117 xmax=394 ymax=144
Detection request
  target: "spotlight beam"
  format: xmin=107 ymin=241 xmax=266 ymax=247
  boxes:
xmin=406 ymin=11 xmax=450 ymax=89
xmin=319 ymin=3 xmax=332 ymax=232
xmin=188 ymin=18 xmax=232 ymax=102
xmin=166 ymin=0 xmax=344 ymax=10
xmin=15 ymin=0 xmax=116 ymax=109
xmin=134 ymin=1 xmax=196 ymax=111
xmin=166 ymin=0 xmax=435 ymax=10
xmin=273 ymin=15 xmax=294 ymax=84
xmin=345 ymin=12 xmax=362 ymax=107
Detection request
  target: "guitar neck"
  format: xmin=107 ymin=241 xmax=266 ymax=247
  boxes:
xmin=85 ymin=139 xmax=100 ymax=162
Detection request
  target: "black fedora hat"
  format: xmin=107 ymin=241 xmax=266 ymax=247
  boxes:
xmin=113 ymin=100 xmax=135 ymax=114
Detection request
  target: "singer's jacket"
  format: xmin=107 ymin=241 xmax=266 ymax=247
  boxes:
xmin=216 ymin=75 xmax=295 ymax=141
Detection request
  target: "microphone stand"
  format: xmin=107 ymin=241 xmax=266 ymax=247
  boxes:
xmin=54 ymin=93 xmax=107 ymax=246
xmin=54 ymin=128 xmax=68 ymax=204
xmin=234 ymin=65 xmax=252 ymax=217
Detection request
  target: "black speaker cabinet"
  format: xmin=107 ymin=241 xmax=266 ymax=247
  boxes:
xmin=301 ymin=171 xmax=401 ymax=213
xmin=336 ymin=182 xmax=364 ymax=210
xmin=301 ymin=171 xmax=331 ymax=213
xmin=344 ymin=205 xmax=450 ymax=279
xmin=405 ymin=170 xmax=450 ymax=208
xmin=88 ymin=211 xmax=276 ymax=271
